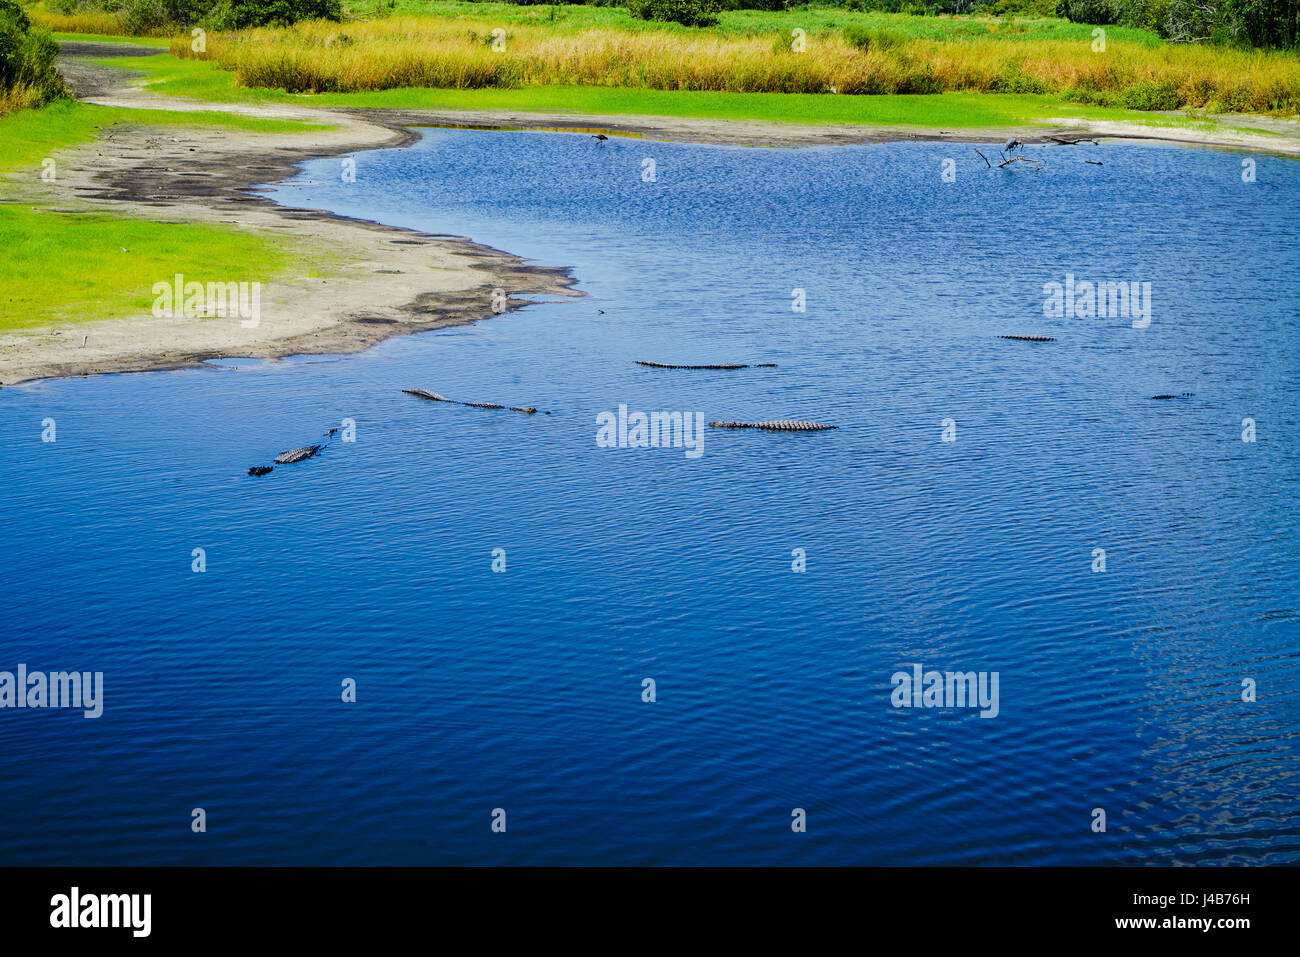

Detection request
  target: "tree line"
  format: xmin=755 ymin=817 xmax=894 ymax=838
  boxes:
xmin=1057 ymin=0 xmax=1298 ymax=47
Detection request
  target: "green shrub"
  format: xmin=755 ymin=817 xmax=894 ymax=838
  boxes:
xmin=1120 ymin=80 xmax=1181 ymax=110
xmin=107 ymin=0 xmax=217 ymax=33
xmin=206 ymin=0 xmax=343 ymax=29
xmin=997 ymin=62 xmax=1052 ymax=94
xmin=117 ymin=0 xmax=169 ymax=34
xmin=1060 ymin=0 xmax=1297 ymax=47
xmin=0 ymin=0 xmax=29 ymax=32
xmin=982 ymin=0 xmax=1057 ymax=14
xmin=843 ymin=25 xmax=906 ymax=52
xmin=1055 ymin=0 xmax=1120 ymax=23
xmin=1136 ymin=0 xmax=1172 ymax=31
xmin=0 ymin=0 xmax=66 ymax=112
xmin=626 ymin=0 xmax=720 ymax=26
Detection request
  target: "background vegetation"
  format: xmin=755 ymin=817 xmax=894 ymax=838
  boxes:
xmin=1 ymin=0 xmax=64 ymax=111
xmin=15 ymin=0 xmax=1300 ymax=115
xmin=150 ymin=8 xmax=1299 ymax=112
xmin=24 ymin=0 xmax=1300 ymax=47
xmin=1056 ymin=0 xmax=1298 ymax=49
xmin=34 ymin=0 xmax=340 ymax=34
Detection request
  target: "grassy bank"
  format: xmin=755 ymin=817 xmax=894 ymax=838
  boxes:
xmin=0 ymin=205 xmax=294 ymax=329
xmin=164 ymin=7 xmax=1300 ymax=113
xmin=0 ymin=100 xmax=318 ymax=330
xmin=80 ymin=47 xmax=1261 ymax=136
xmin=47 ymin=30 xmax=170 ymax=46
xmin=0 ymin=97 xmax=328 ymax=169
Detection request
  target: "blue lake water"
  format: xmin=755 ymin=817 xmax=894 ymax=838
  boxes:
xmin=1 ymin=130 xmax=1297 ymax=865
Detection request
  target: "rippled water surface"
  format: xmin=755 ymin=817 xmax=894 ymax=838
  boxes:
xmin=1 ymin=130 xmax=1297 ymax=865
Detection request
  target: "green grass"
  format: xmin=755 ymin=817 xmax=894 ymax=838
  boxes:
xmin=0 ymin=99 xmax=323 ymax=330
xmin=50 ymin=31 xmax=172 ymax=47
xmin=94 ymin=49 xmax=1231 ymax=132
xmin=0 ymin=99 xmax=329 ymax=174
xmin=307 ymin=86 xmax=1168 ymax=130
xmin=0 ymin=205 xmax=295 ymax=329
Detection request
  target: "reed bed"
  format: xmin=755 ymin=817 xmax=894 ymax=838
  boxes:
xmin=171 ymin=18 xmax=1300 ymax=113
xmin=0 ymin=82 xmax=54 ymax=114
xmin=29 ymin=9 xmax=130 ymax=35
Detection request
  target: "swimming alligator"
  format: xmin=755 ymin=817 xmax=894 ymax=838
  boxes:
xmin=275 ymin=445 xmax=322 ymax=464
xmin=403 ymin=388 xmax=453 ymax=402
xmin=709 ymin=420 xmax=837 ymax=432
xmin=637 ymin=361 xmax=779 ymax=370
xmin=1151 ymin=393 xmax=1194 ymax=399
xmin=999 ymin=335 xmax=1056 ymax=342
xmin=404 ymin=389 xmax=538 ymax=414
xmin=248 ymin=426 xmax=339 ymax=475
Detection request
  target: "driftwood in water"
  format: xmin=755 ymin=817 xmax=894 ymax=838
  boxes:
xmin=405 ymin=389 xmax=540 ymax=414
xmin=248 ymin=466 xmax=274 ymax=477
xmin=999 ymin=334 xmax=1056 ymax=342
xmin=978 ymin=145 xmax=1045 ymax=171
xmin=999 ymin=155 xmax=1044 ymax=171
xmin=709 ymin=420 xmax=837 ymax=432
xmin=973 ymin=147 xmax=1044 ymax=170
xmin=636 ymin=360 xmax=778 ymax=370
xmin=1048 ymin=135 xmax=1099 ymax=146
xmin=1085 ymin=160 xmax=1104 ymax=166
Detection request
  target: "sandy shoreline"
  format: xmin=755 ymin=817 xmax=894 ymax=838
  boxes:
xmin=0 ymin=46 xmax=581 ymax=387
xmin=343 ymin=105 xmax=1300 ymax=154
xmin=2 ymin=42 xmax=1296 ymax=386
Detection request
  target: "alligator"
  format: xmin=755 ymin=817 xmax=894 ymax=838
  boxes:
xmin=636 ymin=361 xmax=779 ymax=370
xmin=405 ymin=389 xmax=540 ymax=413
xmin=402 ymin=388 xmax=453 ymax=402
xmin=709 ymin=420 xmax=837 ymax=432
xmin=275 ymin=445 xmax=322 ymax=464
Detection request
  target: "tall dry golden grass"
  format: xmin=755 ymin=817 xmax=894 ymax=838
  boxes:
xmin=29 ymin=9 xmax=129 ymax=36
xmin=172 ymin=17 xmax=1300 ymax=113
xmin=0 ymin=83 xmax=55 ymax=114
